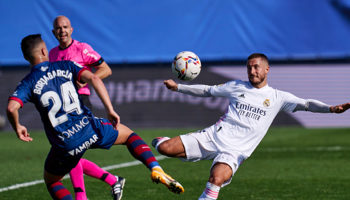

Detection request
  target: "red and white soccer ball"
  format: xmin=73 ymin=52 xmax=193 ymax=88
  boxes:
xmin=172 ymin=51 xmax=201 ymax=81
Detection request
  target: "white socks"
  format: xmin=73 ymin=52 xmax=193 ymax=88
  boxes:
xmin=198 ymin=182 xmax=220 ymax=200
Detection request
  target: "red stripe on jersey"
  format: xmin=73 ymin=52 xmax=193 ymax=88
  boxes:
xmin=101 ymin=121 xmax=112 ymax=125
xmin=8 ymin=97 xmax=23 ymax=107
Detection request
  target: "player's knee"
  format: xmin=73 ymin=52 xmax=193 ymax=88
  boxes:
xmin=209 ymin=176 xmax=225 ymax=187
xmin=157 ymin=139 xmax=185 ymax=157
xmin=158 ymin=140 xmax=179 ymax=155
xmin=119 ymin=123 xmax=133 ymax=134
xmin=114 ymin=124 xmax=134 ymax=144
xmin=157 ymin=141 xmax=171 ymax=155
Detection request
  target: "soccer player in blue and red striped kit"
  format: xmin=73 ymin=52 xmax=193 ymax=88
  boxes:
xmin=6 ymin=34 xmax=184 ymax=200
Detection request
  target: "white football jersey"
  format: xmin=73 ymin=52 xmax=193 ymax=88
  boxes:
xmin=179 ymin=80 xmax=306 ymax=157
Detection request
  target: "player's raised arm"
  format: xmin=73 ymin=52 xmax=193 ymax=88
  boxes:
xmin=80 ymin=70 xmax=120 ymax=128
xmin=6 ymin=100 xmax=33 ymax=142
xmin=292 ymin=98 xmax=350 ymax=114
xmin=164 ymin=79 xmax=213 ymax=97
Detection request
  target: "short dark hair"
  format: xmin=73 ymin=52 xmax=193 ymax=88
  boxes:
xmin=21 ymin=34 xmax=43 ymax=61
xmin=247 ymin=53 xmax=269 ymax=65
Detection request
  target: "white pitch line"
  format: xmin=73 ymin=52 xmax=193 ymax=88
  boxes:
xmin=0 ymin=155 xmax=167 ymax=193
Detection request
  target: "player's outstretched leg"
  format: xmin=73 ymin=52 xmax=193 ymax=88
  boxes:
xmin=113 ymin=124 xmax=184 ymax=193
xmin=124 ymin=132 xmax=184 ymax=193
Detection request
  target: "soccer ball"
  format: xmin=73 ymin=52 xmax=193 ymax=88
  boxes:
xmin=172 ymin=51 xmax=201 ymax=81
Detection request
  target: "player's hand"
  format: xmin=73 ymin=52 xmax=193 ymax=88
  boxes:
xmin=330 ymin=103 xmax=350 ymax=113
xmin=76 ymin=80 xmax=87 ymax=89
xmin=164 ymin=79 xmax=178 ymax=91
xmin=107 ymin=110 xmax=120 ymax=129
xmin=16 ymin=125 xmax=33 ymax=142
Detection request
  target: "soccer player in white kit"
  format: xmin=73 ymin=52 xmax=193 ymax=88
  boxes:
xmin=152 ymin=53 xmax=350 ymax=200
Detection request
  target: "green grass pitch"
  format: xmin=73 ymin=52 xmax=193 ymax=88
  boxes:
xmin=1 ymin=127 xmax=350 ymax=199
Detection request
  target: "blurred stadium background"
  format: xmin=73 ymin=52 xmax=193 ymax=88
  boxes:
xmin=0 ymin=0 xmax=350 ymax=130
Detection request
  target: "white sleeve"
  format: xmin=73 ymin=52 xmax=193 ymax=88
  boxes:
xmin=177 ymin=81 xmax=235 ymax=97
xmin=177 ymin=84 xmax=212 ymax=97
xmin=280 ymin=91 xmax=331 ymax=113
xmin=208 ymin=82 xmax=235 ymax=97
xmin=294 ymin=99 xmax=331 ymax=113
xmin=280 ymin=91 xmax=307 ymax=112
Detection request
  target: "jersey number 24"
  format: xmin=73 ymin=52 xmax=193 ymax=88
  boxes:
xmin=40 ymin=81 xmax=83 ymax=127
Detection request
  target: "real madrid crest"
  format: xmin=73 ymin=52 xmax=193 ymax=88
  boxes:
xmin=263 ymin=99 xmax=270 ymax=107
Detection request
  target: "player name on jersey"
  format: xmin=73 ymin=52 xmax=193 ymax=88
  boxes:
xmin=34 ymin=69 xmax=73 ymax=95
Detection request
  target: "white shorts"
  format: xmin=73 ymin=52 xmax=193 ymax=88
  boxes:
xmin=180 ymin=124 xmax=246 ymax=186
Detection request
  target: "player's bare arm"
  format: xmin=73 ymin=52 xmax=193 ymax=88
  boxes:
xmin=6 ymin=100 xmax=33 ymax=142
xmin=94 ymin=61 xmax=112 ymax=79
xmin=330 ymin=102 xmax=350 ymax=113
xmin=164 ymin=79 xmax=178 ymax=91
xmin=80 ymin=70 xmax=120 ymax=127
xmin=75 ymin=80 xmax=87 ymax=89
xmin=76 ymin=62 xmax=112 ymax=89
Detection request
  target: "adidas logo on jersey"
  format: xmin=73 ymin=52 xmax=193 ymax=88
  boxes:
xmin=238 ymin=94 xmax=245 ymax=98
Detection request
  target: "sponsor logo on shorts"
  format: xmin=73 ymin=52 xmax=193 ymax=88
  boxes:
xmin=68 ymin=134 xmax=99 ymax=156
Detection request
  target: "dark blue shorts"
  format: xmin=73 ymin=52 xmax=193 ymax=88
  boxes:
xmin=45 ymin=117 xmax=119 ymax=176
